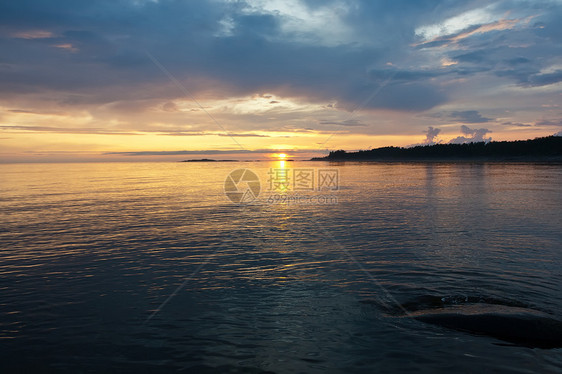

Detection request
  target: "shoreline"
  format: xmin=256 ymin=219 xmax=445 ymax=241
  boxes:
xmin=310 ymin=156 xmax=562 ymax=163
xmin=310 ymin=136 xmax=562 ymax=163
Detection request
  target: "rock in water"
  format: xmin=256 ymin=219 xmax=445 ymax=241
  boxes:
xmin=409 ymin=303 xmax=562 ymax=349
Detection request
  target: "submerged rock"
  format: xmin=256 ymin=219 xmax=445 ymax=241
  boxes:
xmin=364 ymin=295 xmax=562 ymax=349
xmin=410 ymin=303 xmax=562 ymax=349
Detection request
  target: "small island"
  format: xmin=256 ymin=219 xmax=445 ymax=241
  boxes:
xmin=312 ymin=136 xmax=562 ymax=162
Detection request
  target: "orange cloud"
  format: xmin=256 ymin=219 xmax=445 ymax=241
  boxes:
xmin=11 ymin=30 xmax=54 ymax=39
xmin=449 ymin=17 xmax=532 ymax=43
xmin=52 ymin=43 xmax=78 ymax=52
xmin=415 ymin=15 xmax=536 ymax=48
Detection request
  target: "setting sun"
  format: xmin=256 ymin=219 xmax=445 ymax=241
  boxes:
xmin=275 ymin=153 xmax=287 ymax=160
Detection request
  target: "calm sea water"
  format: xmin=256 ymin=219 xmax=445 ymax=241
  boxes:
xmin=0 ymin=161 xmax=561 ymax=373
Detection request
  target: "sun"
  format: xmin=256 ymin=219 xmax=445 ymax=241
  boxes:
xmin=277 ymin=153 xmax=287 ymax=160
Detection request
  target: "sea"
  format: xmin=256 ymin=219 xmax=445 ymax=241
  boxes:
xmin=0 ymin=161 xmax=561 ymax=373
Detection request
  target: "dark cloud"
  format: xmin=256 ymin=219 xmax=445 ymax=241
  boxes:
xmin=0 ymin=125 xmax=140 ymax=135
xmin=535 ymin=119 xmax=562 ymax=127
xmin=527 ymin=70 xmax=562 ymax=87
xmin=497 ymin=68 xmax=562 ymax=87
xmin=318 ymin=119 xmax=367 ymax=127
xmin=368 ymin=68 xmax=439 ymax=83
xmin=501 ymin=121 xmax=532 ymax=127
xmin=0 ymin=0 xmax=457 ymax=113
xmin=450 ymin=110 xmax=492 ymax=123
xmin=505 ymin=57 xmax=531 ymax=66
xmin=453 ymin=50 xmax=488 ymax=64
xmin=343 ymin=81 xmax=447 ymax=112
xmin=0 ymin=0 xmax=561 ymax=142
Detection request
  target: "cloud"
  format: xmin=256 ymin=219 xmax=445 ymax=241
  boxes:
xmin=219 ymin=133 xmax=270 ymax=137
xmin=415 ymin=9 xmax=532 ymax=49
xmin=535 ymin=119 xmax=562 ymax=127
xmin=453 ymin=50 xmax=488 ymax=64
xmin=11 ymin=30 xmax=54 ymax=39
xmin=407 ymin=126 xmax=442 ymax=147
xmin=105 ymin=148 xmax=326 ymax=156
xmin=345 ymin=82 xmax=447 ymax=112
xmin=415 ymin=5 xmax=500 ymax=41
xmin=162 ymin=102 xmax=178 ymax=112
xmin=0 ymin=125 xmax=140 ymax=135
xmin=449 ymin=125 xmax=492 ymax=144
xmin=318 ymin=119 xmax=367 ymax=127
xmin=0 ymin=0 xmax=454 ymax=114
xmin=501 ymin=121 xmax=532 ymax=127
xmin=1 ymin=0 xmax=561 ymax=158
xmin=450 ymin=110 xmax=492 ymax=123
xmin=0 ymin=2 xmax=552 ymax=99
xmin=52 ymin=43 xmax=78 ymax=52
xmin=367 ymin=68 xmax=439 ymax=83
xmin=240 ymin=0 xmax=356 ymax=47
xmin=423 ymin=126 xmax=441 ymax=145
xmin=554 ymin=131 xmax=562 ymax=137
xmin=495 ymin=68 xmax=562 ymax=87
xmin=505 ymin=57 xmax=531 ymax=66
xmin=527 ymin=70 xmax=562 ymax=87
xmin=156 ymin=132 xmax=270 ymax=137
xmin=0 ymin=125 xmax=270 ymax=138
xmin=8 ymin=109 xmax=37 ymax=114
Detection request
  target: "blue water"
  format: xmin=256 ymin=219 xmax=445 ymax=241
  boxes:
xmin=0 ymin=162 xmax=561 ymax=373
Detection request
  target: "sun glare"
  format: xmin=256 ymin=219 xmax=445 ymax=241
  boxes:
xmin=277 ymin=153 xmax=287 ymax=159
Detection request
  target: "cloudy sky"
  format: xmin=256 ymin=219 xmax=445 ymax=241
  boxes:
xmin=1 ymin=0 xmax=561 ymax=161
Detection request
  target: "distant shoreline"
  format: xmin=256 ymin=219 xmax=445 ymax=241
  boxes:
xmin=311 ymin=136 xmax=562 ymax=162
xmin=310 ymin=157 xmax=562 ymax=163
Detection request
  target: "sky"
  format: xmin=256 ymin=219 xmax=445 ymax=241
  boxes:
xmin=1 ymin=0 xmax=561 ymax=162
